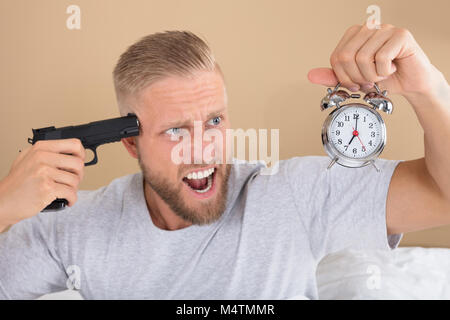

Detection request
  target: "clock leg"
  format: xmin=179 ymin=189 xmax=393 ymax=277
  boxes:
xmin=327 ymin=157 xmax=338 ymax=170
xmin=370 ymin=160 xmax=380 ymax=172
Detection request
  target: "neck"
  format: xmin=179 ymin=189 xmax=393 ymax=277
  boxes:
xmin=142 ymin=181 xmax=192 ymax=231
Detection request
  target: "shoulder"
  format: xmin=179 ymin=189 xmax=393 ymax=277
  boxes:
xmin=280 ymin=156 xmax=330 ymax=175
xmin=243 ymin=155 xmax=401 ymax=203
xmin=251 ymin=155 xmax=330 ymax=186
xmin=231 ymin=156 xmax=329 ymax=180
xmin=230 ymin=156 xmax=330 ymax=202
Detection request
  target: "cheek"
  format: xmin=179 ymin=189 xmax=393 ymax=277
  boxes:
xmin=138 ymin=137 xmax=181 ymax=176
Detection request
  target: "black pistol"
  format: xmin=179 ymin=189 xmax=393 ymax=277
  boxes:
xmin=28 ymin=113 xmax=140 ymax=211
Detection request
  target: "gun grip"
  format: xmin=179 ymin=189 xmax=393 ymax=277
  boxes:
xmin=84 ymin=146 xmax=98 ymax=166
xmin=42 ymin=199 xmax=68 ymax=211
xmin=41 ymin=146 xmax=98 ymax=211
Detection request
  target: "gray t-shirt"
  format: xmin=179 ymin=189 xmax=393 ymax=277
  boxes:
xmin=0 ymin=156 xmax=402 ymax=299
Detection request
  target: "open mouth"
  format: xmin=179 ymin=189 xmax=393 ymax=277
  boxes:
xmin=182 ymin=167 xmax=216 ymax=195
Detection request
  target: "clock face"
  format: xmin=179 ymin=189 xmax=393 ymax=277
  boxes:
xmin=328 ymin=105 xmax=384 ymax=159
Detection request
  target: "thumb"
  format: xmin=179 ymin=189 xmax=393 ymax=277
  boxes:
xmin=307 ymin=67 xmax=338 ymax=87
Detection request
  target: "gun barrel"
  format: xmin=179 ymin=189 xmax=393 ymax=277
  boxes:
xmin=29 ymin=113 xmax=140 ymax=147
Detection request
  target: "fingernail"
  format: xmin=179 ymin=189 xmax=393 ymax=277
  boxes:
xmin=349 ymin=86 xmax=360 ymax=92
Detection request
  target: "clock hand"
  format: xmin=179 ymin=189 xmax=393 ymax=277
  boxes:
xmin=352 ymin=126 xmax=366 ymax=150
xmin=347 ymin=122 xmax=359 ymax=145
xmin=347 ymin=135 xmax=355 ymax=145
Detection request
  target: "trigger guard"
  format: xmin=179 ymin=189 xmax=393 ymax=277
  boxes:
xmin=84 ymin=147 xmax=98 ymax=166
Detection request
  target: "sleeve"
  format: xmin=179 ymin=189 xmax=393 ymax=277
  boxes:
xmin=284 ymin=156 xmax=403 ymax=261
xmin=0 ymin=212 xmax=67 ymax=299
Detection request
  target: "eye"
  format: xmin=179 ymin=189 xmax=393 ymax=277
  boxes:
xmin=165 ymin=127 xmax=182 ymax=137
xmin=207 ymin=116 xmax=222 ymax=126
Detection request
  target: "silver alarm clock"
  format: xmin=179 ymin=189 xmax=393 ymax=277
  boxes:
xmin=320 ymin=82 xmax=394 ymax=172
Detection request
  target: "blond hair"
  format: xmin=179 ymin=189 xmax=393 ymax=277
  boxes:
xmin=113 ymin=31 xmax=222 ymax=115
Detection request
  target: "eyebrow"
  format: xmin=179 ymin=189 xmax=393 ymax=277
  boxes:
xmin=162 ymin=108 xmax=226 ymax=129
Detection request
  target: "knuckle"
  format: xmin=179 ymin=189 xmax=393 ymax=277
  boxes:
xmin=71 ymin=191 xmax=78 ymax=202
xmin=381 ymin=23 xmax=394 ymax=30
xmin=73 ymin=174 xmax=81 ymax=188
xmin=355 ymin=51 xmax=369 ymax=64
xmin=33 ymin=150 xmax=45 ymax=163
xmin=375 ymin=51 xmax=388 ymax=63
xmin=33 ymin=140 xmax=44 ymax=149
xmin=396 ymin=27 xmax=411 ymax=39
xmin=40 ymin=178 xmax=53 ymax=195
xmin=36 ymin=164 xmax=49 ymax=177
xmin=77 ymin=158 xmax=85 ymax=172
xmin=75 ymin=138 xmax=84 ymax=149
xmin=330 ymin=54 xmax=339 ymax=67
xmin=68 ymin=191 xmax=78 ymax=206
xmin=338 ymin=51 xmax=354 ymax=63
xmin=73 ymin=138 xmax=83 ymax=149
xmin=80 ymin=146 xmax=86 ymax=160
xmin=348 ymin=24 xmax=361 ymax=33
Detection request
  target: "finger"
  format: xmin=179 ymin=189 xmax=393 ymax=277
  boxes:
xmin=35 ymin=151 xmax=85 ymax=180
xmin=332 ymin=24 xmax=362 ymax=54
xmin=337 ymin=26 xmax=377 ymax=86
xmin=307 ymin=68 xmax=338 ymax=86
xmin=330 ymin=62 xmax=359 ymax=91
xmin=375 ymin=29 xmax=410 ymax=77
xmin=47 ymin=166 xmax=81 ymax=189
xmin=356 ymin=26 xmax=395 ymax=83
xmin=51 ymin=182 xmax=78 ymax=207
xmin=33 ymin=139 xmax=86 ymax=162
xmin=330 ymin=26 xmax=363 ymax=90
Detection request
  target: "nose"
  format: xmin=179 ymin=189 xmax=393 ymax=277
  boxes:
xmin=190 ymin=122 xmax=222 ymax=165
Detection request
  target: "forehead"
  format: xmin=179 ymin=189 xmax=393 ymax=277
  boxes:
xmin=136 ymin=70 xmax=226 ymax=124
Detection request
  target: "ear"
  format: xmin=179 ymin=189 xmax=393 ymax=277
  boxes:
xmin=121 ymin=137 xmax=138 ymax=159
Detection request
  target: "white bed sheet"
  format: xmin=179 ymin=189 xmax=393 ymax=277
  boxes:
xmin=316 ymin=247 xmax=450 ymax=299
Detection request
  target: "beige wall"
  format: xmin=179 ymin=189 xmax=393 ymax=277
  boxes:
xmin=0 ymin=0 xmax=449 ymax=247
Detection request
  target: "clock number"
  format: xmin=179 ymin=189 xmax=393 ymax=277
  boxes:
xmin=363 ymin=116 xmax=366 ymax=122
xmin=344 ymin=115 xmax=350 ymax=121
xmin=353 ymin=148 xmax=357 ymax=154
xmin=344 ymin=145 xmax=349 ymax=151
xmin=362 ymin=146 xmax=366 ymax=152
xmin=368 ymin=140 xmax=373 ymax=146
xmin=337 ymin=121 xmax=344 ymax=127
xmin=336 ymin=130 xmax=340 ymax=136
xmin=369 ymin=123 xmax=373 ymax=129
xmin=353 ymin=114 xmax=359 ymax=120
xmin=371 ymin=132 xmax=375 ymax=137
xmin=337 ymin=138 xmax=342 ymax=145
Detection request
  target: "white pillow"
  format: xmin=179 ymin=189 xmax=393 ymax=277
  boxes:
xmin=316 ymin=247 xmax=450 ymax=299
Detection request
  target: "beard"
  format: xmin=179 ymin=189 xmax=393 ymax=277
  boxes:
xmin=138 ymin=156 xmax=231 ymax=226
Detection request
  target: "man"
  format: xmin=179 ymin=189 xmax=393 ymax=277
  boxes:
xmin=0 ymin=25 xmax=449 ymax=299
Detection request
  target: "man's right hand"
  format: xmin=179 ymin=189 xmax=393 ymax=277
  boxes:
xmin=0 ymin=139 xmax=85 ymax=230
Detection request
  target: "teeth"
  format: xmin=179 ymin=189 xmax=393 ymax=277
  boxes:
xmin=185 ymin=168 xmax=215 ymax=180
xmin=193 ymin=175 xmax=213 ymax=193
